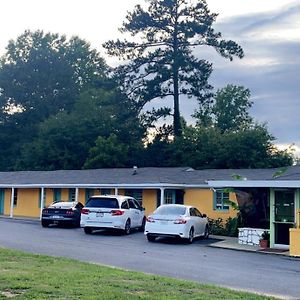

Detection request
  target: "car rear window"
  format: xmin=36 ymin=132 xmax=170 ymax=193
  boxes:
xmin=85 ymin=198 xmax=119 ymax=209
xmin=50 ymin=202 xmax=73 ymax=208
xmin=154 ymin=206 xmax=186 ymax=216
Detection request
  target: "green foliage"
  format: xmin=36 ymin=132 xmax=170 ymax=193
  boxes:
xmin=208 ymin=217 xmax=239 ymax=237
xmin=15 ymin=88 xmax=144 ymax=170
xmin=104 ymin=0 xmax=243 ymax=136
xmin=84 ymin=134 xmax=129 ymax=169
xmin=196 ymin=85 xmax=253 ymax=133
xmin=260 ymin=230 xmax=270 ymax=241
xmin=145 ymin=124 xmax=293 ymax=169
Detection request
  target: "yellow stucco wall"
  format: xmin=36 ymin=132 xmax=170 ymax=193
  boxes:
xmin=13 ymin=189 xmax=40 ymax=218
xmin=4 ymin=189 xmax=11 ymax=216
xmin=184 ymin=189 xmax=237 ymax=220
xmin=143 ymin=190 xmax=157 ymax=216
xmin=2 ymin=187 xmax=238 ymax=221
xmin=289 ymin=228 xmax=300 ymax=257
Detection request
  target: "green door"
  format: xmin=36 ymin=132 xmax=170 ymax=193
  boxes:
xmin=0 ymin=189 xmax=4 ymax=215
xmin=274 ymin=190 xmax=295 ymax=245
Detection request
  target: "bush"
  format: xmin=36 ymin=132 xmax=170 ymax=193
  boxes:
xmin=208 ymin=217 xmax=239 ymax=237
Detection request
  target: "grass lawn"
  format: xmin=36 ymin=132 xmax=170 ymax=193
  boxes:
xmin=0 ymin=247 xmax=275 ymax=299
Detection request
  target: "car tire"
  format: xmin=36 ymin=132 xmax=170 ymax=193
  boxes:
xmin=139 ymin=217 xmax=146 ymax=232
xmin=41 ymin=220 xmax=49 ymax=228
xmin=147 ymin=234 xmax=156 ymax=242
xmin=204 ymin=225 xmax=209 ymax=239
xmin=124 ymin=219 xmax=131 ymax=235
xmin=187 ymin=227 xmax=194 ymax=244
xmin=84 ymin=227 xmax=93 ymax=234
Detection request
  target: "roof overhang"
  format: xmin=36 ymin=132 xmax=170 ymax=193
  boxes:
xmin=208 ymin=180 xmax=300 ymax=188
xmin=0 ymin=183 xmax=209 ymax=189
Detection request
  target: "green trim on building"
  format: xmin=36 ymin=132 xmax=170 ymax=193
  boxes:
xmin=53 ymin=189 xmax=61 ymax=202
xmin=269 ymin=188 xmax=275 ymax=248
xmin=0 ymin=189 xmax=4 ymax=215
xmin=85 ymin=189 xmax=94 ymax=204
xmin=69 ymin=188 xmax=76 ymax=202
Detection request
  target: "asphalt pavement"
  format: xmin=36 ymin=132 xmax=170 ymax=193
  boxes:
xmin=0 ymin=218 xmax=299 ymax=299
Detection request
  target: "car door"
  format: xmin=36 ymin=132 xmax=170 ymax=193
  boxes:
xmin=189 ymin=208 xmax=201 ymax=236
xmin=128 ymin=199 xmax=139 ymax=228
xmin=194 ymin=208 xmax=206 ymax=235
xmin=132 ymin=199 xmax=144 ymax=227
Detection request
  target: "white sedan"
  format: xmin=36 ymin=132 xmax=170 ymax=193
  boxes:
xmin=144 ymin=204 xmax=209 ymax=243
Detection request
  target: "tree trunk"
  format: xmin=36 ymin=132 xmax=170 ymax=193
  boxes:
xmin=172 ymin=2 xmax=182 ymax=138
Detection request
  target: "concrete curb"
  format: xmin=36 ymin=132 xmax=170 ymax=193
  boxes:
xmin=0 ymin=216 xmax=40 ymax=224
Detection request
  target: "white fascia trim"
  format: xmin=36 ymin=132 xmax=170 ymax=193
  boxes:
xmin=0 ymin=183 xmax=209 ymax=189
xmin=208 ymin=180 xmax=300 ymax=188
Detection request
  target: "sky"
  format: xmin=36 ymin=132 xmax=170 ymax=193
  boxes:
xmin=0 ymin=0 xmax=299 ymax=155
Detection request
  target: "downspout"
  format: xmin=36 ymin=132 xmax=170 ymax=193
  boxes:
xmin=10 ymin=187 xmax=14 ymax=218
xmin=40 ymin=187 xmax=45 ymax=220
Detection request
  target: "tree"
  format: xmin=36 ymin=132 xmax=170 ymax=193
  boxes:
xmin=0 ymin=30 xmax=108 ymax=170
xmin=145 ymin=124 xmax=294 ymax=169
xmin=0 ymin=30 xmax=107 ymax=125
xmin=84 ymin=134 xmax=129 ymax=169
xmin=15 ymin=88 xmax=145 ymax=170
xmin=103 ymin=0 xmax=244 ymax=137
xmin=195 ymin=84 xmax=253 ymax=132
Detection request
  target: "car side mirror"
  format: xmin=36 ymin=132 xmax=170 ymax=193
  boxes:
xmin=202 ymin=214 xmax=207 ymax=218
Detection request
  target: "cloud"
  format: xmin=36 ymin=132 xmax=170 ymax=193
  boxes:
xmin=188 ymin=2 xmax=298 ymax=150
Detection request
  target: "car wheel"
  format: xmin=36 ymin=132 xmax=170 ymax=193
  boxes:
xmin=124 ymin=219 xmax=131 ymax=235
xmin=41 ymin=220 xmax=49 ymax=227
xmin=187 ymin=227 xmax=194 ymax=244
xmin=204 ymin=225 xmax=209 ymax=239
xmin=147 ymin=234 xmax=156 ymax=242
xmin=84 ymin=227 xmax=93 ymax=234
xmin=139 ymin=217 xmax=146 ymax=232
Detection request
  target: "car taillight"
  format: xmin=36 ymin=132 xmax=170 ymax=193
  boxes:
xmin=111 ymin=210 xmax=125 ymax=216
xmin=146 ymin=217 xmax=155 ymax=223
xmin=66 ymin=209 xmax=74 ymax=215
xmin=42 ymin=209 xmax=48 ymax=214
xmin=174 ymin=218 xmax=187 ymax=224
xmin=81 ymin=208 xmax=90 ymax=215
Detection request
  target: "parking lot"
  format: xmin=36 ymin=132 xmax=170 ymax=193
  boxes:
xmin=1 ymin=217 xmax=300 ymax=299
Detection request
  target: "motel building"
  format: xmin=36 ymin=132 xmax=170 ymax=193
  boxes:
xmin=0 ymin=166 xmax=299 ymax=254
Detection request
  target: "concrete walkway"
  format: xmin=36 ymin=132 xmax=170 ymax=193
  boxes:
xmin=210 ymin=235 xmax=291 ymax=256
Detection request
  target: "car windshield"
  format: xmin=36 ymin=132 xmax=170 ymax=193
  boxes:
xmin=50 ymin=202 xmax=73 ymax=208
xmin=153 ymin=206 xmax=186 ymax=216
xmin=85 ymin=198 xmax=119 ymax=209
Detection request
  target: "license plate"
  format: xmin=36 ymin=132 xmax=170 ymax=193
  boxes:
xmin=51 ymin=215 xmax=61 ymax=219
xmin=160 ymin=220 xmax=168 ymax=225
xmin=96 ymin=212 xmax=104 ymax=217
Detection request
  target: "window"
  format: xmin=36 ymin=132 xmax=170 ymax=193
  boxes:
xmin=154 ymin=205 xmax=186 ymax=216
xmin=53 ymin=188 xmax=61 ymax=202
xmin=194 ymin=208 xmax=203 ymax=217
xmin=128 ymin=199 xmax=138 ymax=209
xmin=85 ymin=197 xmax=119 ymax=208
xmin=101 ymin=189 xmax=112 ymax=195
xmin=39 ymin=189 xmax=46 ymax=208
xmin=85 ymin=189 xmax=94 ymax=204
xmin=190 ymin=208 xmax=196 ymax=216
xmin=214 ymin=191 xmax=230 ymax=210
xmin=13 ymin=189 xmax=18 ymax=206
xmin=125 ymin=189 xmax=143 ymax=206
xmin=121 ymin=200 xmax=129 ymax=209
xmin=69 ymin=188 xmax=76 ymax=202
xmin=164 ymin=190 xmax=175 ymax=204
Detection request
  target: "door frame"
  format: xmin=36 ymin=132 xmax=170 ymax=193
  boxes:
xmin=0 ymin=189 xmax=4 ymax=215
xmin=270 ymin=188 xmax=298 ymax=249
